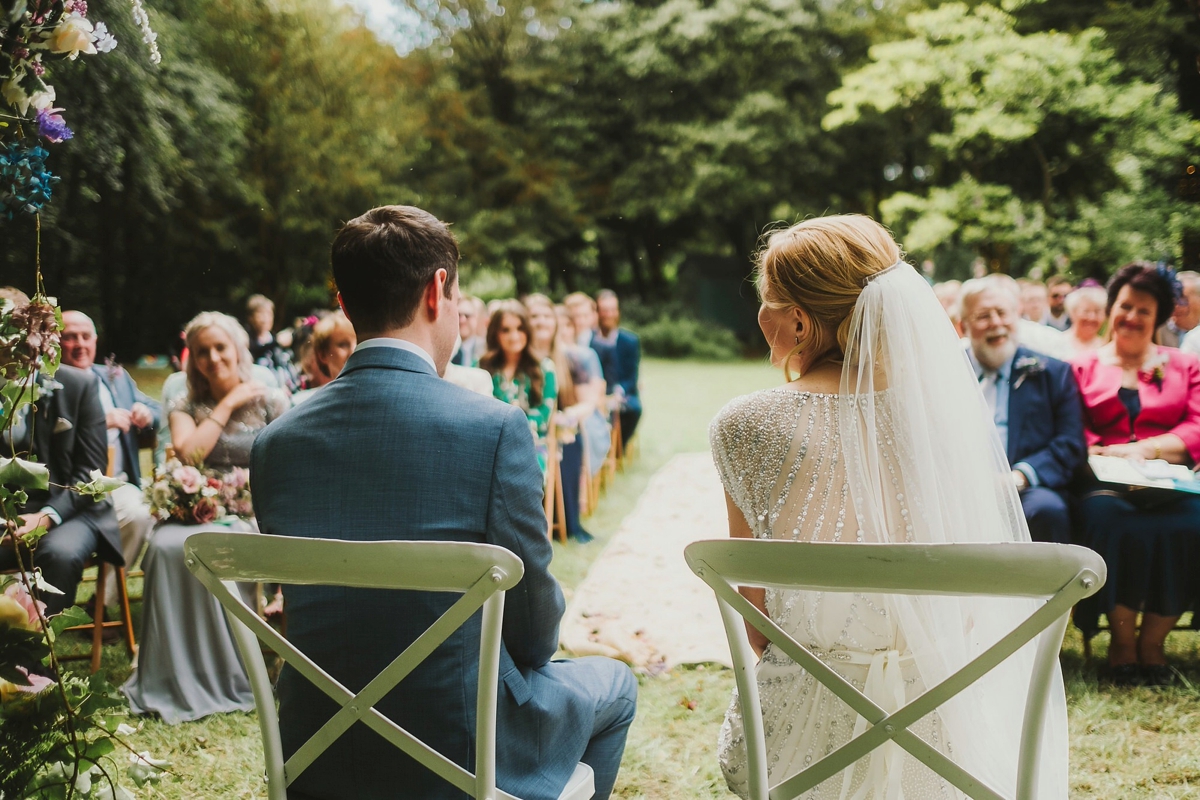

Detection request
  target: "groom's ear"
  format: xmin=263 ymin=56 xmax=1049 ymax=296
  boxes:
xmin=422 ymin=268 xmax=449 ymax=321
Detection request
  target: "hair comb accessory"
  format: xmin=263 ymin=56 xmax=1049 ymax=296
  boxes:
xmin=860 ymin=260 xmax=906 ymax=288
xmin=1155 ymin=263 xmax=1184 ymax=307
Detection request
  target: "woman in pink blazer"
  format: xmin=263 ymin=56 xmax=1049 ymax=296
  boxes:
xmin=1072 ymin=263 xmax=1200 ymax=687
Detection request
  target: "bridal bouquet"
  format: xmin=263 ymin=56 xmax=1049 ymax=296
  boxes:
xmin=144 ymin=459 xmax=253 ymax=524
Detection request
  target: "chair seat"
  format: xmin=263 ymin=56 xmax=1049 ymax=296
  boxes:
xmin=558 ymin=762 xmax=594 ymax=800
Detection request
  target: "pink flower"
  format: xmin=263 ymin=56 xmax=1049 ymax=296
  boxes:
xmin=228 ymin=468 xmax=249 ymax=489
xmin=172 ymin=466 xmax=205 ymax=494
xmin=4 ymin=582 xmax=45 ymax=630
xmin=0 ymin=666 xmax=54 ymax=701
xmin=192 ymin=497 xmax=219 ymax=524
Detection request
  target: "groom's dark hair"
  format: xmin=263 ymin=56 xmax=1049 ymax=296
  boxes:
xmin=331 ymin=205 xmax=459 ymax=334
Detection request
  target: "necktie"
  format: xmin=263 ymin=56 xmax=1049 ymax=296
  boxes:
xmin=980 ymin=371 xmax=999 ymax=417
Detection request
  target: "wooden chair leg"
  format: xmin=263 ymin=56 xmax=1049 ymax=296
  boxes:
xmin=554 ymin=455 xmax=568 ymax=543
xmin=116 ymin=566 xmax=137 ymax=657
xmin=91 ymin=564 xmax=107 ymax=674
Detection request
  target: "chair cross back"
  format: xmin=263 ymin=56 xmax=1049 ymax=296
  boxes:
xmin=684 ymin=539 xmax=1106 ymax=800
xmin=184 ymin=531 xmax=528 ymax=800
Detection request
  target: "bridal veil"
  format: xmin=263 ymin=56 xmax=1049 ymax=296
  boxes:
xmin=838 ymin=261 xmax=1068 ymax=797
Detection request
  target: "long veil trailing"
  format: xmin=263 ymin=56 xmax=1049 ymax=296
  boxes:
xmin=838 ymin=262 xmax=1068 ymax=796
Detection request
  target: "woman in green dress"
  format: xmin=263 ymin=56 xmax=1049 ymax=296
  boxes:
xmin=480 ymin=300 xmax=557 ymax=472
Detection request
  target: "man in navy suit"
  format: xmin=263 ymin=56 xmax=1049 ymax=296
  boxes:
xmin=595 ymin=290 xmax=641 ymax=447
xmin=960 ymin=276 xmax=1086 ymax=543
xmin=60 ymin=311 xmax=158 ymax=606
xmin=252 ymin=206 xmax=636 ymax=800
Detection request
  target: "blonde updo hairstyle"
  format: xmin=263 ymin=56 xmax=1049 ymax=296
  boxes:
xmin=756 ymin=215 xmax=902 ymax=380
xmin=183 ymin=311 xmax=255 ymax=402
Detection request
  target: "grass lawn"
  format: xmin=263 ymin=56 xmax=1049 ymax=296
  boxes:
xmin=66 ymin=358 xmax=1200 ymax=798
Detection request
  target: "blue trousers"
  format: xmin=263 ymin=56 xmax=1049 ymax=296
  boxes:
xmin=1020 ymin=487 xmax=1070 ymax=544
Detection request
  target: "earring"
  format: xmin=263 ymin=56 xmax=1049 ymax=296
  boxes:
xmin=794 ymin=336 xmax=800 ymax=345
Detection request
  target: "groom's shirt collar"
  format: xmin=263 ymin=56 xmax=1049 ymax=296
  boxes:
xmin=355 ymin=337 xmax=437 ymax=372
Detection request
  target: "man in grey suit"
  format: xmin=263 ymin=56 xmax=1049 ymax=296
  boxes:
xmin=252 ymin=206 xmax=637 ymax=800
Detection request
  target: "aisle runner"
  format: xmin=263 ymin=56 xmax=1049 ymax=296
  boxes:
xmin=560 ymin=453 xmax=732 ymax=672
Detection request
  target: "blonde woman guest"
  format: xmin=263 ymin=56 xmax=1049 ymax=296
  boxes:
xmin=556 ymin=305 xmax=612 ymax=477
xmin=480 ymin=301 xmax=557 ymax=473
xmin=710 ymin=215 xmax=1066 ymax=797
xmin=124 ymin=312 xmax=290 ymax=723
xmin=1064 ymin=286 xmax=1107 ymax=355
xmin=1072 ymin=264 xmax=1200 ymax=687
xmin=528 ymin=294 xmax=597 ymax=541
xmin=293 ymin=311 xmax=356 ymax=404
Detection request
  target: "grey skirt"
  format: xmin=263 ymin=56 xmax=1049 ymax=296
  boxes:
xmin=123 ymin=520 xmax=257 ymax=724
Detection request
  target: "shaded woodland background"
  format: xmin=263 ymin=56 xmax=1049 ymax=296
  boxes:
xmin=1 ymin=0 xmax=1197 ymax=357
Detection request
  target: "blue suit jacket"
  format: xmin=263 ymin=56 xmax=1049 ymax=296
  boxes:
xmin=612 ymin=329 xmax=641 ymax=414
xmin=587 ymin=333 xmax=618 ymax=394
xmin=89 ymin=364 xmax=160 ymax=485
xmin=1006 ymin=347 xmax=1086 ymax=490
xmin=251 ymin=345 xmax=585 ymax=800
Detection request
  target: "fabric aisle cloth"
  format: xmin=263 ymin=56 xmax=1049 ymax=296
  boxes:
xmin=559 ymin=453 xmax=731 ymax=670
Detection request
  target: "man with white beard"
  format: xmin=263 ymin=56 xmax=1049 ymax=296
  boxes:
xmin=959 ymin=275 xmax=1087 ymax=543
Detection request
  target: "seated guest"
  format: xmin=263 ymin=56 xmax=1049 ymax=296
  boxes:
xmin=444 ymin=337 xmax=494 ymax=395
xmin=565 ymin=292 xmax=617 ymax=386
xmin=59 ymin=311 xmax=157 ymax=607
xmin=933 ymin=280 xmax=963 ymax=335
xmin=251 ymin=205 xmax=636 ymax=800
xmin=1072 ymin=263 xmax=1200 ymax=687
xmin=124 ymin=311 xmax=290 ymax=723
xmin=0 ymin=291 xmax=119 ymax=616
xmin=1018 ymin=278 xmax=1050 ymax=323
xmin=1064 ymin=286 xmax=1107 ymax=355
xmin=527 ymin=294 xmax=597 ymax=542
xmin=1045 ymin=276 xmax=1073 ymax=331
xmin=556 ymin=305 xmax=612 ymax=479
xmin=959 ymin=277 xmax=1086 ymax=544
xmin=450 ymin=295 xmax=486 ymax=367
xmin=1157 ymin=270 xmax=1200 ymax=347
xmin=292 ymin=311 xmax=355 ymax=405
xmin=480 ymin=301 xmax=558 ymax=473
xmin=245 ymin=294 xmax=300 ymax=393
xmin=596 ymin=290 xmax=641 ymax=447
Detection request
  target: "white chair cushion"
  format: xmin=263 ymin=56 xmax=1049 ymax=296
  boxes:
xmin=558 ymin=762 xmax=594 ymax=800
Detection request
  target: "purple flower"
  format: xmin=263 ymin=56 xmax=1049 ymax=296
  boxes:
xmin=36 ymin=108 xmax=73 ymax=144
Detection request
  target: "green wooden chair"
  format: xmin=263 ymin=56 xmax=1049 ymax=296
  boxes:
xmin=685 ymin=539 xmax=1106 ymax=800
xmin=184 ymin=531 xmax=595 ymax=800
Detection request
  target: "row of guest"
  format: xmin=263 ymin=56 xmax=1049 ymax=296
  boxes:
xmin=958 ymin=264 xmax=1200 ymax=686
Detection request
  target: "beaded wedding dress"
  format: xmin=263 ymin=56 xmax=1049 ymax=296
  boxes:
xmin=710 ymin=263 xmax=1069 ymax=799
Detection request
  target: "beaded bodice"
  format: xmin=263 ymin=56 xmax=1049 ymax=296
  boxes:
xmin=709 ymin=388 xmax=957 ymax=799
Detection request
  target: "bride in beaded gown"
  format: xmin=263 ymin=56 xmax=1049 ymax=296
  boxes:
xmin=710 ymin=216 xmax=1068 ymax=799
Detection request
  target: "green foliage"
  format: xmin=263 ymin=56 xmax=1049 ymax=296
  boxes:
xmin=633 ymin=312 xmax=742 ymax=361
xmin=826 ymin=3 xmax=1199 ymax=275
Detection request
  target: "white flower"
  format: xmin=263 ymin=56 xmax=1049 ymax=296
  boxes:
xmin=50 ymin=13 xmax=98 ymax=59
xmin=92 ymin=22 xmax=118 ymax=53
xmin=1 ymin=74 xmax=53 ymax=116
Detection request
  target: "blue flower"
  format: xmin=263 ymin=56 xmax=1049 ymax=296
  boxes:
xmin=0 ymin=142 xmax=59 ymax=219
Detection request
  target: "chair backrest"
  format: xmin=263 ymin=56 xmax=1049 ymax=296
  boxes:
xmin=685 ymin=539 xmax=1106 ymax=800
xmin=184 ymin=531 xmax=527 ymax=800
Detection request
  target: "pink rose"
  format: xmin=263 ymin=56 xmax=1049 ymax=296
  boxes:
xmin=192 ymin=497 xmax=219 ymax=525
xmin=0 ymin=666 xmax=54 ymax=701
xmin=4 ymin=583 xmax=45 ymax=631
xmin=172 ymin=466 xmax=205 ymax=495
xmin=229 ymin=468 xmax=249 ymax=489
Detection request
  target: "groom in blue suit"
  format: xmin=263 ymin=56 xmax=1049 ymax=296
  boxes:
xmin=961 ymin=276 xmax=1086 ymax=544
xmin=251 ymin=206 xmax=637 ymax=800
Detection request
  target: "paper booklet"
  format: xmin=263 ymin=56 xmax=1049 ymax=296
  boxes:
xmin=1088 ymin=454 xmax=1200 ymax=495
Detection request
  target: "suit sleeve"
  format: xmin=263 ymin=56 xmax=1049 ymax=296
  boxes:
xmin=1019 ymin=364 xmax=1087 ymax=489
xmin=126 ymin=370 xmax=162 ymax=430
xmin=48 ymin=372 xmax=110 ymax=522
xmin=617 ymin=332 xmax=640 ymax=399
xmin=487 ymin=405 xmax=564 ymax=668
